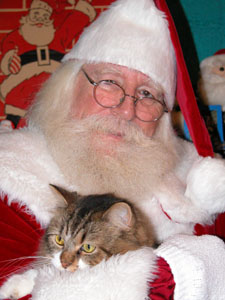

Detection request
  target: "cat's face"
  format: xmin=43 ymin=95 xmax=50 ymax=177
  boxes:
xmin=39 ymin=186 xmax=154 ymax=272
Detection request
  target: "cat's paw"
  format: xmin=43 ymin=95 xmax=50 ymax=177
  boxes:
xmin=0 ymin=269 xmax=37 ymax=299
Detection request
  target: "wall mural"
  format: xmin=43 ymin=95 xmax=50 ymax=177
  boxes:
xmin=0 ymin=0 xmax=114 ymax=128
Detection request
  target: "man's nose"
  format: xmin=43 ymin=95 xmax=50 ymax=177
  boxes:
xmin=110 ymin=95 xmax=135 ymax=121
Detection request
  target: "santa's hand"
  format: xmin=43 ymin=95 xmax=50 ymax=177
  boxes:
xmin=185 ymin=156 xmax=225 ymax=215
xmin=8 ymin=47 xmax=21 ymax=74
xmin=75 ymin=0 xmax=96 ymax=21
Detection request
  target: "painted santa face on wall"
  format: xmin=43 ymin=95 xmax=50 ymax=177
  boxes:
xmin=71 ymin=63 xmax=165 ymax=139
xmin=29 ymin=8 xmax=52 ymax=25
xmin=19 ymin=7 xmax=55 ymax=46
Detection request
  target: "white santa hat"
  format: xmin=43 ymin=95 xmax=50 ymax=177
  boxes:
xmin=62 ymin=0 xmax=176 ymax=111
xmin=62 ymin=0 xmax=213 ymax=157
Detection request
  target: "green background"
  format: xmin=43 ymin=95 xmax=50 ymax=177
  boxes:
xmin=167 ymin=0 xmax=225 ymax=90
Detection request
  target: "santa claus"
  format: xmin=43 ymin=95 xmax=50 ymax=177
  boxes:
xmin=0 ymin=0 xmax=225 ymax=299
xmin=198 ymin=49 xmax=225 ymax=110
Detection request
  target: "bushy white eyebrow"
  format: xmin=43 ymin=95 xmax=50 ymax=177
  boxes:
xmin=83 ymin=63 xmax=164 ymax=98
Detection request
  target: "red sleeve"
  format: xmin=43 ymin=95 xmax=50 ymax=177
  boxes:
xmin=148 ymin=257 xmax=175 ymax=299
xmin=0 ymin=196 xmax=44 ymax=287
xmin=52 ymin=10 xmax=90 ymax=51
xmin=195 ymin=212 xmax=225 ymax=242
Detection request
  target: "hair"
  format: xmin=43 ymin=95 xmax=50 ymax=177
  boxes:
xmin=27 ymin=59 xmax=84 ymax=133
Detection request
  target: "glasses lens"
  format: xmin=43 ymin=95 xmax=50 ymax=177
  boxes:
xmin=136 ymin=98 xmax=164 ymax=122
xmin=94 ymin=81 xmax=124 ymax=108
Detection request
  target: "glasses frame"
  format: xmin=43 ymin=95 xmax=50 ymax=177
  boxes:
xmin=81 ymin=68 xmax=168 ymax=122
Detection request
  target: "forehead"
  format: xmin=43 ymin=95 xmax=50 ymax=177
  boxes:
xmin=83 ymin=62 xmax=163 ymax=90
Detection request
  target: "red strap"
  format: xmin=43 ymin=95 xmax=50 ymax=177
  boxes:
xmin=154 ymin=0 xmax=214 ymax=158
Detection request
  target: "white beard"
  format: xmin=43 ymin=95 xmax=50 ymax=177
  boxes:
xmin=45 ymin=115 xmax=178 ymax=202
xmin=20 ymin=18 xmax=55 ymax=46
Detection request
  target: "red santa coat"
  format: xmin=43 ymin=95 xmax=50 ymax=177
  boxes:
xmin=1 ymin=127 xmax=225 ymax=299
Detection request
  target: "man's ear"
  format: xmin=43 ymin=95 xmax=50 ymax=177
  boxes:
xmin=103 ymin=202 xmax=134 ymax=230
xmin=49 ymin=184 xmax=78 ymax=206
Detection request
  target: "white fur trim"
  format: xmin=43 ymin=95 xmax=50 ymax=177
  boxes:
xmin=0 ymin=128 xmax=76 ymax=227
xmin=155 ymin=234 xmax=225 ymax=300
xmin=0 ymin=269 xmax=38 ymax=299
xmin=62 ymin=0 xmax=176 ymax=110
xmin=185 ymin=156 xmax=225 ymax=215
xmin=32 ymin=248 xmax=157 ymax=300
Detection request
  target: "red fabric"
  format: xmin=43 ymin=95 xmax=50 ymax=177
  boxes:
xmin=214 ymin=49 xmax=225 ymax=55
xmin=0 ymin=196 xmax=44 ymax=287
xmin=0 ymin=10 xmax=90 ymax=118
xmin=195 ymin=212 xmax=225 ymax=242
xmin=149 ymin=257 xmax=175 ymax=299
xmin=154 ymin=0 xmax=214 ymax=158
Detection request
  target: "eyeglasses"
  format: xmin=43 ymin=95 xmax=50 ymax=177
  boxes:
xmin=81 ymin=68 xmax=168 ymax=122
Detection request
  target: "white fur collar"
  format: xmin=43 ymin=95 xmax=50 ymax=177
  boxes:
xmin=0 ymin=127 xmax=75 ymax=227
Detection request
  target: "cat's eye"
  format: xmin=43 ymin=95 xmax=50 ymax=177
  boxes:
xmin=55 ymin=235 xmax=64 ymax=246
xmin=81 ymin=243 xmax=96 ymax=253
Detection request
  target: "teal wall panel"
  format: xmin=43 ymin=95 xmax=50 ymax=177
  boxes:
xmin=167 ymin=0 xmax=225 ymax=90
xmin=180 ymin=0 xmax=225 ymax=61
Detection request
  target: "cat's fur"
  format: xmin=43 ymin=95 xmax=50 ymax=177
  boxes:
xmin=0 ymin=185 xmax=155 ymax=299
xmin=39 ymin=185 xmax=155 ymax=272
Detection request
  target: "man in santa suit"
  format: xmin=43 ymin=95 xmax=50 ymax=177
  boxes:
xmin=1 ymin=0 xmax=225 ymax=299
xmin=0 ymin=0 xmax=96 ymax=127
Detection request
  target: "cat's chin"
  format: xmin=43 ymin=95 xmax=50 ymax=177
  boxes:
xmin=51 ymin=253 xmax=90 ymax=272
xmin=78 ymin=259 xmax=90 ymax=270
xmin=51 ymin=253 xmax=64 ymax=270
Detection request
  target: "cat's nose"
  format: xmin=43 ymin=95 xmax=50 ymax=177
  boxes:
xmin=61 ymin=261 xmax=71 ymax=269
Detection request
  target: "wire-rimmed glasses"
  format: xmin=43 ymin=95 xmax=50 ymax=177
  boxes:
xmin=82 ymin=68 xmax=168 ymax=122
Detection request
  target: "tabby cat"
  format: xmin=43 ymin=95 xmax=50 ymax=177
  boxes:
xmin=39 ymin=184 xmax=155 ymax=272
xmin=0 ymin=185 xmax=155 ymax=299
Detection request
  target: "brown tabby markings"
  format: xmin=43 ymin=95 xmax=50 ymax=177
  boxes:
xmin=38 ymin=185 xmax=155 ymax=272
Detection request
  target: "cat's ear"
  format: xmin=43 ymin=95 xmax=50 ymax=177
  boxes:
xmin=49 ymin=184 xmax=78 ymax=206
xmin=103 ymin=202 xmax=134 ymax=230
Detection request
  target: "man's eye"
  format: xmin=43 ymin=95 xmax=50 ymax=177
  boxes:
xmin=139 ymin=90 xmax=154 ymax=98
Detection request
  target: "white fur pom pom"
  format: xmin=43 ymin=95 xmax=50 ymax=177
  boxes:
xmin=185 ymin=157 xmax=225 ymax=215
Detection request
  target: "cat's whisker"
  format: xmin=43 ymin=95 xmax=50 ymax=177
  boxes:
xmin=0 ymin=265 xmax=29 ymax=280
xmin=0 ymin=255 xmax=51 ymax=278
xmin=30 ymin=258 xmax=52 ymax=269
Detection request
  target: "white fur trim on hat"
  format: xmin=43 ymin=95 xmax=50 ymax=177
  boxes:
xmin=62 ymin=0 xmax=176 ymax=110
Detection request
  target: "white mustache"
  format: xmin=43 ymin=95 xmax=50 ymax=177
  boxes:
xmin=70 ymin=115 xmax=149 ymax=144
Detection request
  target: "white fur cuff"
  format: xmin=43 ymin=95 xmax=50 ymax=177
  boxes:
xmin=32 ymin=248 xmax=157 ymax=300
